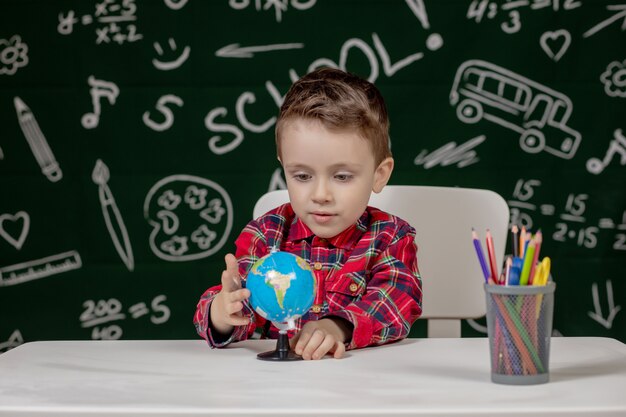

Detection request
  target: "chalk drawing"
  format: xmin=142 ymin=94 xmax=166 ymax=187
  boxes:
xmin=164 ymin=0 xmax=188 ymax=10
xmin=414 ymin=135 xmax=485 ymax=169
xmin=0 ymin=251 xmax=82 ymax=287
xmin=588 ymin=280 xmax=622 ymax=329
xmin=228 ymin=0 xmax=317 ymax=23
xmin=92 ymin=160 xmax=135 ymax=271
xmin=268 ymin=167 xmax=287 ymax=192
xmin=216 ymin=42 xmax=304 ymax=59
xmin=583 ymin=4 xmax=626 ymax=38
xmin=152 ymin=39 xmax=190 ymax=70
xmin=450 ymin=59 xmax=581 ymax=159
xmin=404 ymin=0 xmax=430 ymax=30
xmin=539 ymin=29 xmax=571 ymax=62
xmin=0 ymin=211 xmax=30 ymax=250
xmin=0 ymin=35 xmax=28 ymax=75
xmin=600 ymin=59 xmax=626 ymax=98
xmin=144 ymin=175 xmax=233 ymax=261
xmin=82 ymin=76 xmax=120 ymax=129
xmin=586 ymin=129 xmax=626 ymax=174
xmin=14 ymin=97 xmax=63 ymax=182
xmin=0 ymin=330 xmax=23 ymax=353
xmin=142 ymin=94 xmax=184 ymax=131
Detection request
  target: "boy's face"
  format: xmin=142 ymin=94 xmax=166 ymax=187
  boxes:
xmin=280 ymin=118 xmax=393 ymax=239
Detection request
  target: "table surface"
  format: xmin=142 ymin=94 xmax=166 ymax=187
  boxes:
xmin=0 ymin=337 xmax=625 ymax=417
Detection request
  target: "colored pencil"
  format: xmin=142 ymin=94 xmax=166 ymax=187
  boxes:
xmin=511 ymin=224 xmax=519 ymax=259
xmin=519 ymin=238 xmax=536 ymax=286
xmin=472 ymin=228 xmax=490 ymax=283
xmin=519 ymin=226 xmax=527 ymax=258
xmin=528 ymin=230 xmax=542 ymax=285
xmin=485 ymin=229 xmax=499 ymax=285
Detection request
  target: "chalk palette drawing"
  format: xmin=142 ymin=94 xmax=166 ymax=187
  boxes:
xmin=80 ymin=295 xmax=170 ymax=340
xmin=216 ymin=42 xmax=304 ymax=59
xmin=588 ymin=280 xmax=621 ymax=329
xmin=450 ymin=60 xmax=581 ymax=159
xmin=58 ymin=1 xmax=143 ymax=45
xmin=586 ymin=129 xmax=626 ymax=174
xmin=600 ymin=59 xmax=626 ymax=98
xmin=163 ymin=0 xmax=188 ymax=10
xmin=414 ymin=135 xmax=485 ymax=169
xmin=228 ymin=0 xmax=318 ymax=23
xmin=14 ymin=97 xmax=63 ymax=182
xmin=144 ymin=175 xmax=233 ymax=262
xmin=142 ymin=94 xmax=184 ymax=131
xmin=92 ymin=160 xmax=135 ymax=271
xmin=0 ymin=35 xmax=29 ymax=75
xmin=583 ymin=4 xmax=626 ymax=38
xmin=0 ymin=330 xmax=23 ymax=353
xmin=0 ymin=211 xmax=30 ymax=250
xmin=0 ymin=250 xmax=82 ymax=287
xmin=540 ymin=29 xmax=571 ymax=62
xmin=152 ymin=39 xmax=190 ymax=70
xmin=82 ymin=76 xmax=120 ymax=129
xmin=268 ymin=167 xmax=287 ymax=192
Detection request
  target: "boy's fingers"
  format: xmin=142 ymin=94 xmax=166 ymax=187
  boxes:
xmin=332 ymin=341 xmax=346 ymax=359
xmin=293 ymin=329 xmax=313 ymax=355
xmin=300 ymin=330 xmax=325 ymax=360
xmin=311 ymin=335 xmax=336 ymax=360
xmin=220 ymin=254 xmax=241 ymax=292
xmin=226 ymin=315 xmax=249 ymax=326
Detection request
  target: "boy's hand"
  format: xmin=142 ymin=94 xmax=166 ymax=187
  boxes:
xmin=209 ymin=254 xmax=251 ymax=335
xmin=290 ymin=318 xmax=351 ymax=360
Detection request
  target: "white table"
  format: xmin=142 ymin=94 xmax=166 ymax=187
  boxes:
xmin=0 ymin=337 xmax=625 ymax=416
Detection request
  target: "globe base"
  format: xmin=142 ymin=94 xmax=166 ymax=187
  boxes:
xmin=257 ymin=332 xmax=302 ymax=361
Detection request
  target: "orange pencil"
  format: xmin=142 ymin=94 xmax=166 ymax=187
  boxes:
xmin=528 ymin=230 xmax=542 ymax=285
xmin=519 ymin=226 xmax=527 ymax=258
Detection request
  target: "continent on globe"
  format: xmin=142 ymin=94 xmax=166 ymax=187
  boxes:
xmin=264 ymin=270 xmax=294 ymax=309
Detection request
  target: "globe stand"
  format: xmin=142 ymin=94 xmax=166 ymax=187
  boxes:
xmin=257 ymin=329 xmax=302 ymax=361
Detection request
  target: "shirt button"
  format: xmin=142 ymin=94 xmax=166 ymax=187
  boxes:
xmin=349 ymin=283 xmax=359 ymax=293
xmin=313 ymin=262 xmax=323 ymax=270
xmin=311 ymin=304 xmax=322 ymax=313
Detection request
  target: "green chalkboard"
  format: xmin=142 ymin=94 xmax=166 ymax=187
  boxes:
xmin=1 ymin=0 xmax=625 ymax=351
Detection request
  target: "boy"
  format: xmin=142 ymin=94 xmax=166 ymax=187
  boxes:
xmin=194 ymin=67 xmax=422 ymax=360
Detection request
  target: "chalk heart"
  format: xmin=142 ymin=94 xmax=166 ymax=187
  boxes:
xmin=540 ymin=30 xmax=571 ymax=62
xmin=0 ymin=211 xmax=30 ymax=250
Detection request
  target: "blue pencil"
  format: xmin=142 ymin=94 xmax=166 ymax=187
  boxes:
xmin=472 ymin=228 xmax=490 ymax=283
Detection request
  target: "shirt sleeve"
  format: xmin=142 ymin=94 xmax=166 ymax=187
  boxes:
xmin=326 ymin=223 xmax=423 ymax=350
xmin=193 ymin=219 xmax=269 ymax=348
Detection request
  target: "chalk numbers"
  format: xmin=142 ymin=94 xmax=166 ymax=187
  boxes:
xmin=553 ymin=224 xmax=598 ymax=248
xmin=81 ymin=299 xmax=124 ymax=340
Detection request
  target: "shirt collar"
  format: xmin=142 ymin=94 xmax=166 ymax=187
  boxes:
xmin=287 ymin=210 xmax=369 ymax=250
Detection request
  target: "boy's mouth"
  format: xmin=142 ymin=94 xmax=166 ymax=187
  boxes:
xmin=311 ymin=212 xmax=334 ymax=223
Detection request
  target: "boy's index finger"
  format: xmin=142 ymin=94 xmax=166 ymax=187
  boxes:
xmin=221 ymin=254 xmax=242 ymax=292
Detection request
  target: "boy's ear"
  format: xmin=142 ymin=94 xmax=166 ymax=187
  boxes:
xmin=372 ymin=157 xmax=394 ymax=193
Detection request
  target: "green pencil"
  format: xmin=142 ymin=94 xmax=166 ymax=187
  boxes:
xmin=519 ymin=238 xmax=536 ymax=286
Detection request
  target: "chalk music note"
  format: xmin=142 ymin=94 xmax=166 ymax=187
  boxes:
xmin=81 ymin=76 xmax=120 ymax=129
xmin=586 ymin=129 xmax=626 ymax=175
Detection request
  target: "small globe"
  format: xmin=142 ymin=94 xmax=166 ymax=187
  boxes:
xmin=246 ymin=251 xmax=315 ymax=327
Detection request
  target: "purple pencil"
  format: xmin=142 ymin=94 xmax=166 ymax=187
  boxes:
xmin=472 ymin=228 xmax=490 ymax=283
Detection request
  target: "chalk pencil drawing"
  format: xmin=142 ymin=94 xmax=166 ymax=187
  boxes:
xmin=583 ymin=4 xmax=626 ymax=38
xmin=0 ymin=250 xmax=82 ymax=287
xmin=586 ymin=129 xmax=626 ymax=174
xmin=0 ymin=330 xmax=23 ymax=353
xmin=144 ymin=175 xmax=233 ymax=261
xmin=450 ymin=59 xmax=581 ymax=159
xmin=588 ymin=280 xmax=622 ymax=329
xmin=405 ymin=0 xmax=430 ymax=29
xmin=0 ymin=35 xmax=28 ymax=75
xmin=152 ymin=39 xmax=190 ymax=70
xmin=92 ymin=160 xmax=135 ymax=271
xmin=600 ymin=59 xmax=626 ymax=98
xmin=142 ymin=94 xmax=184 ymax=131
xmin=414 ymin=135 xmax=485 ymax=169
xmin=14 ymin=97 xmax=63 ymax=182
xmin=0 ymin=211 xmax=30 ymax=250
xmin=216 ymin=42 xmax=304 ymax=59
xmin=81 ymin=76 xmax=120 ymax=129
xmin=539 ymin=29 xmax=571 ymax=62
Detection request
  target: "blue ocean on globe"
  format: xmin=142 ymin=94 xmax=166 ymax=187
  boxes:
xmin=246 ymin=251 xmax=315 ymax=327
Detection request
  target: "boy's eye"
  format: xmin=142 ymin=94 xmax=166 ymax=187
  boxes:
xmin=293 ymin=173 xmax=311 ymax=181
xmin=334 ymin=174 xmax=353 ymax=182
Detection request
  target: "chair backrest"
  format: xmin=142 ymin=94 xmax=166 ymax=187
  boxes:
xmin=253 ymin=185 xmax=510 ymax=337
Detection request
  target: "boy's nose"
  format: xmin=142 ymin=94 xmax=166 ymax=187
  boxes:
xmin=312 ymin=180 xmax=332 ymax=203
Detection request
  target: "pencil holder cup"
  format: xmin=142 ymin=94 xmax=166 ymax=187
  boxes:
xmin=484 ymin=282 xmax=556 ymax=385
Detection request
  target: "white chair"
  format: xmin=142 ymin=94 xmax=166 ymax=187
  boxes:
xmin=253 ymin=185 xmax=510 ymax=337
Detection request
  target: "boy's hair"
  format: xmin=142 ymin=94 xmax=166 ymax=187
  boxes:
xmin=275 ymin=67 xmax=392 ymax=165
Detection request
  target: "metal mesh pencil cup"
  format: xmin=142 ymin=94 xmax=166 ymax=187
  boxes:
xmin=484 ymin=282 xmax=555 ymax=385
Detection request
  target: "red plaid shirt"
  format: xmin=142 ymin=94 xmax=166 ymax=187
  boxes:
xmin=194 ymin=203 xmax=422 ymax=350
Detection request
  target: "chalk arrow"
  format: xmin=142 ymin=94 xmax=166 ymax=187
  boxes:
xmin=588 ymin=280 xmax=622 ymax=329
xmin=215 ymin=42 xmax=304 ymax=58
xmin=583 ymin=4 xmax=626 ymax=38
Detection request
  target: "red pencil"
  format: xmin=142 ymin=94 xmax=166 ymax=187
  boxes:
xmin=485 ymin=229 xmax=499 ymax=285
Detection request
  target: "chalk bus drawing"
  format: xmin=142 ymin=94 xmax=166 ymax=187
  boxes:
xmin=0 ymin=211 xmax=30 ymax=250
xmin=92 ymin=160 xmax=135 ymax=271
xmin=14 ymin=97 xmax=63 ymax=182
xmin=450 ymin=60 xmax=581 ymax=159
xmin=81 ymin=76 xmax=120 ymax=129
xmin=0 ymin=250 xmax=82 ymax=287
xmin=586 ymin=128 xmax=626 ymax=174
xmin=144 ymin=175 xmax=233 ymax=262
xmin=0 ymin=330 xmax=23 ymax=353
